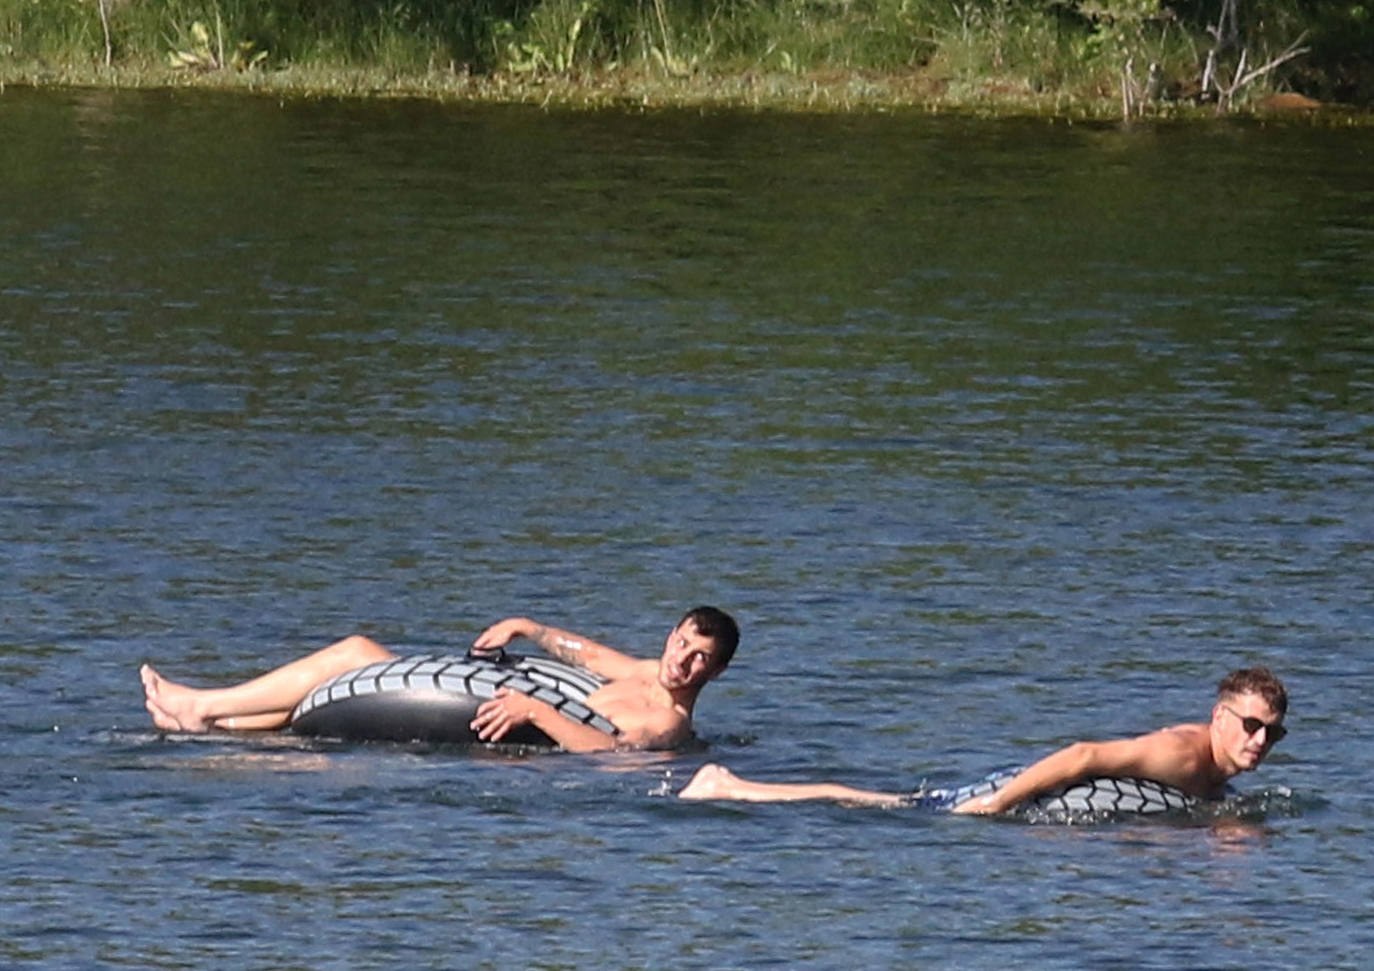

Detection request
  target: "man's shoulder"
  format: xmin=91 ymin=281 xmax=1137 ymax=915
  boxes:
xmin=1139 ymin=722 xmax=1210 ymax=756
xmin=606 ymin=658 xmax=659 ymax=682
xmin=1130 ymin=723 xmax=1217 ymax=790
xmin=1156 ymin=721 xmax=1210 ymax=742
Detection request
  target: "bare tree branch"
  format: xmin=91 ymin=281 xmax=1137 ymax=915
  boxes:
xmin=1235 ymin=34 xmax=1310 ymax=89
xmin=97 ymin=0 xmax=113 ymax=67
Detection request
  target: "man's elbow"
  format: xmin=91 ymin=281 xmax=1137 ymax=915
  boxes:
xmin=1062 ymin=741 xmax=1099 ymax=778
xmin=613 ymin=734 xmax=659 ymax=753
xmin=560 ymin=723 xmax=627 ymax=753
xmin=563 ymin=739 xmax=618 ymax=754
xmin=614 ymin=727 xmax=680 ymax=752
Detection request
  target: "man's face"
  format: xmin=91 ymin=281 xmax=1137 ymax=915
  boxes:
xmin=1213 ymin=691 xmax=1286 ymax=773
xmin=658 ymin=619 xmax=719 ymax=691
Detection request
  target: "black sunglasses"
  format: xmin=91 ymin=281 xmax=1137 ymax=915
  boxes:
xmin=1221 ymin=703 xmax=1287 ymax=744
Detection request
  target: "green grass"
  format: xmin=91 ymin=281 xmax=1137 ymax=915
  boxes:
xmin=2 ymin=0 xmax=1371 ymax=116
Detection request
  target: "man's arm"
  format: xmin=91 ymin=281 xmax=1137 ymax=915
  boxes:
xmin=469 ymin=689 xmax=621 ymax=752
xmin=678 ymin=764 xmax=907 ymax=805
xmin=473 ymin=617 xmax=644 ymax=681
xmin=951 ymin=728 xmax=1203 ymax=815
xmin=469 ymin=689 xmax=688 ymax=752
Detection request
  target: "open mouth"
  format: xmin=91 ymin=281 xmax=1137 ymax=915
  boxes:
xmin=663 ymin=655 xmax=693 ymax=685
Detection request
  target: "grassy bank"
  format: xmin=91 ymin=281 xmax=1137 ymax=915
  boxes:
xmin=3 ymin=0 xmax=1371 ymax=116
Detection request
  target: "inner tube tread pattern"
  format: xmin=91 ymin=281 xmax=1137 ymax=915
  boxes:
xmin=915 ymin=768 xmax=1196 ymax=817
xmin=289 ymin=653 xmax=618 ymax=743
xmin=1029 ymin=776 xmax=1195 ymax=815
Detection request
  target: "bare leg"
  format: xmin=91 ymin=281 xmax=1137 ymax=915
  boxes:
xmin=678 ymin=763 xmax=906 ymax=807
xmin=140 ymin=635 xmax=396 ymax=733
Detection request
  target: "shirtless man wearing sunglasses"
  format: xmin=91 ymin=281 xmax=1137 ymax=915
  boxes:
xmin=680 ymin=667 xmax=1287 ymax=812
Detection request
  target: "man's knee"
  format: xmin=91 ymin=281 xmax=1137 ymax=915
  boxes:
xmin=336 ymin=635 xmax=393 ymax=666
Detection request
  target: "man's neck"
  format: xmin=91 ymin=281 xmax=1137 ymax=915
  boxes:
xmin=1205 ymin=726 xmax=1239 ymax=789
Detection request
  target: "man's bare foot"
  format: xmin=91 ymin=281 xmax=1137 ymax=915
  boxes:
xmin=678 ymin=763 xmax=741 ymax=800
xmin=144 ymin=695 xmax=183 ymax=732
xmin=140 ymin=664 xmax=211 ymax=732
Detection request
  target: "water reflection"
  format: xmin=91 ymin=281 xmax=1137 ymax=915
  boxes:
xmin=3 ymin=87 xmax=1373 ymax=969
xmin=1204 ymin=818 xmax=1277 ymax=853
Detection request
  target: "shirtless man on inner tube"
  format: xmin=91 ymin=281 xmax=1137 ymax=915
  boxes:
xmin=139 ymin=605 xmax=739 ymax=752
xmin=679 ymin=667 xmax=1287 ymax=812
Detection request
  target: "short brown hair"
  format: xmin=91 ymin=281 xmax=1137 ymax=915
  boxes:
xmin=1218 ymin=666 xmax=1288 ymax=715
xmin=681 ymin=605 xmax=740 ymax=672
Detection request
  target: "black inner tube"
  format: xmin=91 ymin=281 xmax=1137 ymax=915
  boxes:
xmin=289 ymin=653 xmax=617 ymax=747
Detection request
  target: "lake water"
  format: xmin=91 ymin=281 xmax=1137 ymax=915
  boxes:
xmin=2 ymin=86 xmax=1373 ymax=968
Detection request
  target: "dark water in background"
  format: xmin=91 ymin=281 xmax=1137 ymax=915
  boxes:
xmin=2 ymin=87 xmax=1373 ymax=967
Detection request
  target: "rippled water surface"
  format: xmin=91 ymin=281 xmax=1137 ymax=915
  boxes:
xmin=3 ymin=87 xmax=1373 ymax=968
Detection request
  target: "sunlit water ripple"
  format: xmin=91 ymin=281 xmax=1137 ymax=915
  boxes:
xmin=2 ymin=88 xmax=1372 ymax=968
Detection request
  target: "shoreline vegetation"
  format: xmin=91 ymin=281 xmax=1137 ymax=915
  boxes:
xmin=3 ymin=0 xmax=1372 ymax=119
